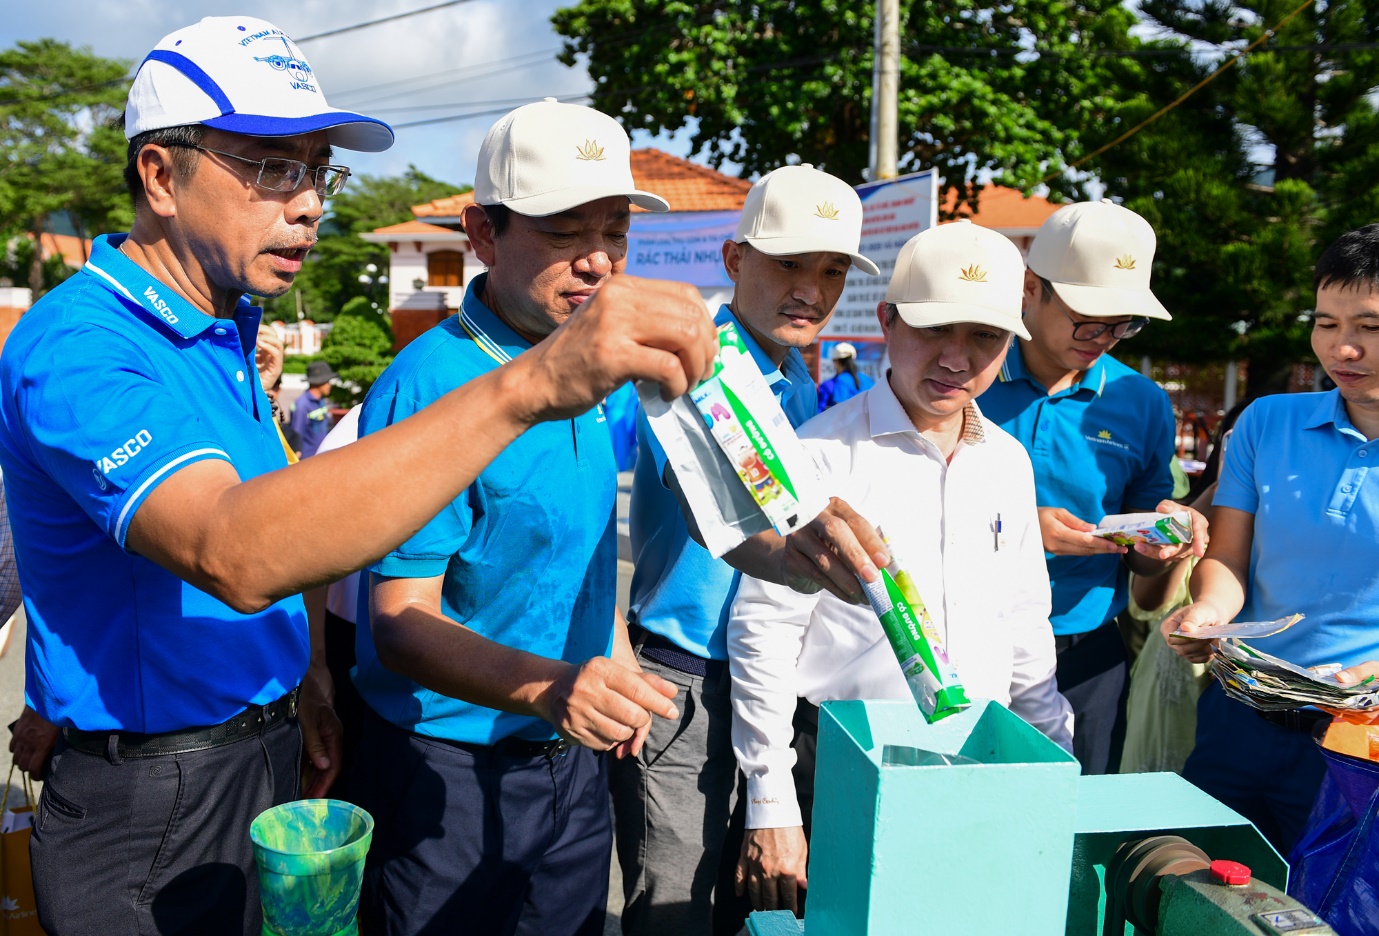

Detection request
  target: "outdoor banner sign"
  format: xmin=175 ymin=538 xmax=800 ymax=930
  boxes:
xmin=824 ymin=170 xmax=940 ymax=343
xmin=624 ymin=209 xmax=740 ymax=288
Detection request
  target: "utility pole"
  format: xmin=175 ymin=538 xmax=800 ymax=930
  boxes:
xmin=869 ymin=0 xmax=900 ymax=180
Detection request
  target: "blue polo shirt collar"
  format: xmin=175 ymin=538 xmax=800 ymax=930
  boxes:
xmin=1303 ymin=388 xmax=1368 ymax=442
xmin=456 ymin=273 xmax=535 ymax=365
xmin=714 ymin=304 xmax=809 ymax=392
xmin=999 ymin=339 xmax=1107 ymax=398
xmin=80 ymin=234 xmax=263 ymax=344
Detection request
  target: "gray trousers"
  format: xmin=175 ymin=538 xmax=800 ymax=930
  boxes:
xmin=609 ymin=652 xmax=738 ymax=936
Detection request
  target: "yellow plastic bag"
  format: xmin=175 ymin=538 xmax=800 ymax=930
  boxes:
xmin=0 ymin=765 xmax=44 ymax=935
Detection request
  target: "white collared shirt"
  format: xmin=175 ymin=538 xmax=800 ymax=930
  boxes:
xmin=729 ymin=376 xmax=1074 ymax=829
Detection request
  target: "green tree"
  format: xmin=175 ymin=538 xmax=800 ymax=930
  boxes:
xmin=1089 ymin=0 xmax=1379 ymax=390
xmin=320 ymin=310 xmax=395 ymax=406
xmin=552 ymin=0 xmax=1140 ymax=207
xmin=0 ymin=39 xmax=131 ymax=295
xmin=262 ymin=166 xmax=466 ymax=322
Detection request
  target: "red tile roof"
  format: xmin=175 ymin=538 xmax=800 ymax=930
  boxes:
xmin=941 ymin=186 xmax=1060 ymax=232
xmin=368 ymin=220 xmax=458 ymax=236
xmin=412 ymin=192 xmax=475 ymax=219
xmin=627 ymin=148 xmax=751 ymax=212
xmin=408 ymin=149 xmax=750 ymax=219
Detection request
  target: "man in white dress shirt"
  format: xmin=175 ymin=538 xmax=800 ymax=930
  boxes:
xmin=726 ymin=220 xmax=1074 ymax=918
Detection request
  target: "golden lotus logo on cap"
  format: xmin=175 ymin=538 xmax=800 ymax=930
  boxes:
xmin=574 ymin=139 xmax=605 ymax=161
xmin=814 ymin=201 xmax=840 ymax=220
xmin=958 ymin=264 xmax=988 ymax=283
xmin=1098 ymin=429 xmax=1113 ymax=440
xmin=1114 ymin=254 xmax=1137 ymax=270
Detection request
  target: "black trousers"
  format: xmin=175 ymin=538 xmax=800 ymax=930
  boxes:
xmin=713 ymin=700 xmax=819 ymax=936
xmin=1055 ymin=621 xmax=1130 ymax=775
xmin=353 ymin=708 xmax=611 ymax=936
xmin=31 ymin=714 xmax=301 ymax=936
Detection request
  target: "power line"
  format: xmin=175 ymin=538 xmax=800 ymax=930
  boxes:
xmin=330 ymin=46 xmax=561 ymax=101
xmin=295 ymin=0 xmax=478 ymax=43
xmin=1032 ymin=0 xmax=1319 ymax=187
xmin=369 ymin=91 xmax=591 ymax=114
xmin=392 ymin=93 xmax=593 ymax=129
xmin=340 ymin=52 xmax=564 ymax=108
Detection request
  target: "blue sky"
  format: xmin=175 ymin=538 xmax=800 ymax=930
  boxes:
xmin=2 ymin=0 xmax=714 ymax=189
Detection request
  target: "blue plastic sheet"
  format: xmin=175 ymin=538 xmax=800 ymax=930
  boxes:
xmin=1288 ymin=742 xmax=1379 ymax=935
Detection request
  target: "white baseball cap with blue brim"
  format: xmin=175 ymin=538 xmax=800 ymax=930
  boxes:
xmin=125 ymin=16 xmax=394 ymax=153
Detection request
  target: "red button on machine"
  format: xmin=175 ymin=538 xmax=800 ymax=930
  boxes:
xmin=1209 ymin=859 xmax=1252 ymax=885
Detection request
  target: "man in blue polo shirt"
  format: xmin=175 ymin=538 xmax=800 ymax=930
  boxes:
xmin=0 ymin=20 xmax=719 ymax=936
xmin=1166 ymin=225 xmax=1379 ymax=852
xmin=351 ymin=100 xmax=696 ymax=936
xmin=978 ymin=200 xmax=1206 ymax=775
xmin=611 ymin=164 xmax=878 ymax=936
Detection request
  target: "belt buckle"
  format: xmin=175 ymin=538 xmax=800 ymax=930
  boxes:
xmin=288 ymin=687 xmax=299 ymax=720
xmin=547 ymin=739 xmax=570 ymax=759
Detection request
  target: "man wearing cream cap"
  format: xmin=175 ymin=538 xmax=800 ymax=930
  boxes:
xmin=613 ymin=164 xmax=877 ymax=936
xmin=349 ymin=99 xmax=696 ymax=936
xmin=726 ymin=220 xmax=1073 ymax=923
xmin=977 ymin=201 xmax=1207 ymax=776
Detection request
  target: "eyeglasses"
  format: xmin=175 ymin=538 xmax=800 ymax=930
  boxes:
xmin=1048 ymin=288 xmax=1148 ymax=341
xmin=168 ymin=143 xmax=351 ymax=198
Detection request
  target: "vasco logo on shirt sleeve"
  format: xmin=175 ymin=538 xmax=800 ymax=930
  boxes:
xmin=93 ymin=429 xmax=154 ymax=485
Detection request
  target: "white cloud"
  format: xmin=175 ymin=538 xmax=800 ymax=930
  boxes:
xmin=2 ymin=0 xmax=600 ymax=187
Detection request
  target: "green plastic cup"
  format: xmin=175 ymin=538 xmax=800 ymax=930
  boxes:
xmin=250 ymin=799 xmax=374 ymax=936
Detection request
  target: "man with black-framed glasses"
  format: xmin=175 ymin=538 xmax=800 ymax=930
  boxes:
xmin=978 ymin=200 xmax=1208 ymax=776
xmin=0 ymin=16 xmax=721 ymax=936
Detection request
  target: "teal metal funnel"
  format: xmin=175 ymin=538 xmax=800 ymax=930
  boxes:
xmin=250 ymin=799 xmax=374 ymax=936
xmin=807 ymin=699 xmax=1081 ymax=935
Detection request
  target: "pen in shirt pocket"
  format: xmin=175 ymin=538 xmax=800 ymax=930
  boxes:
xmin=993 ymin=513 xmax=1002 ymax=552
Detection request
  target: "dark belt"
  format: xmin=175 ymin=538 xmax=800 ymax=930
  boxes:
xmin=63 ymin=687 xmax=299 ymax=760
xmin=628 ymin=622 xmax=722 ymax=678
xmin=1255 ymin=707 xmax=1331 ymax=733
xmin=483 ymin=736 xmax=571 ymax=759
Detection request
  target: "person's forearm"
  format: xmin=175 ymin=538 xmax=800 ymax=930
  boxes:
xmin=1187 ymin=556 xmax=1247 ymax=620
xmin=135 ymin=363 xmax=539 ymax=612
xmin=1124 ymin=549 xmax=1172 ymax=578
xmin=372 ymin=602 xmax=566 ymax=719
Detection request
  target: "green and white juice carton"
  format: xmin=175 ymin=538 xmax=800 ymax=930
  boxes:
xmin=638 ymin=320 xmax=828 ymax=557
xmin=860 ymin=533 xmax=971 ymax=723
xmin=688 ymin=323 xmax=819 ymax=536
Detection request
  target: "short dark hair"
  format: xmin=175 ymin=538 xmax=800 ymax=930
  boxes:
xmin=122 ymin=118 xmax=207 ymax=208
xmin=883 ymin=302 xmax=899 ymax=327
xmin=1036 ymin=275 xmax=1057 ymax=303
xmin=480 ymin=203 xmax=513 ymax=238
xmin=1314 ymin=225 xmax=1379 ymax=292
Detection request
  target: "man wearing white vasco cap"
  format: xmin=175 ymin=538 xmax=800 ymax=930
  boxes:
xmin=613 ymin=164 xmax=877 ymax=936
xmin=727 ymin=220 xmax=1073 ymax=924
xmin=350 ymin=98 xmax=702 ymax=936
xmin=0 ymin=21 xmax=718 ymax=936
xmin=977 ymin=200 xmax=1207 ymax=776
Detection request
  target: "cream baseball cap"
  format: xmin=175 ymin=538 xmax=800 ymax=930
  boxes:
xmin=473 ymin=99 xmax=668 ymax=217
xmin=734 ymin=164 xmax=880 ymax=275
xmin=832 ymin=342 xmax=858 ymax=359
xmin=1025 ymin=199 xmax=1170 ymax=320
xmin=885 ymin=220 xmax=1029 ymax=340
xmin=125 ymin=17 xmax=394 ymax=152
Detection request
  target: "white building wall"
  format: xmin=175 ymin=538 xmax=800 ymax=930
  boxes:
xmin=384 ymin=241 xmax=483 ymax=310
